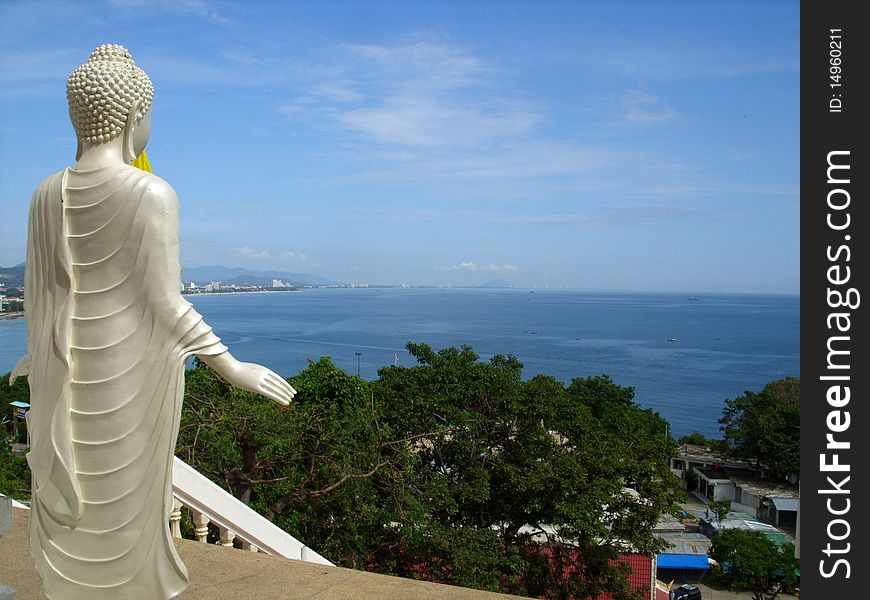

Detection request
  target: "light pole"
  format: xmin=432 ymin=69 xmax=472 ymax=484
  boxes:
xmin=355 ymin=352 xmax=362 ymax=377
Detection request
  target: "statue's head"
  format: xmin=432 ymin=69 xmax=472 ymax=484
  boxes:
xmin=67 ymin=44 xmax=154 ymax=162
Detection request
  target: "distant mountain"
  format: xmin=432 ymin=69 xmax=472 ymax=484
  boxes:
xmin=0 ymin=264 xmax=336 ymax=288
xmin=182 ymin=265 xmax=335 ymax=287
xmin=475 ymin=278 xmax=516 ymax=289
xmin=0 ymin=264 xmax=24 ymax=287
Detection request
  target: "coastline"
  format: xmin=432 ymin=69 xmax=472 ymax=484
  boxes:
xmin=0 ymin=291 xmax=299 ymax=318
xmin=183 ymin=289 xmax=300 ymax=297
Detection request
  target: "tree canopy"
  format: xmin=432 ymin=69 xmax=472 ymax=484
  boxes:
xmin=379 ymin=345 xmax=681 ymax=597
xmin=676 ymin=431 xmax=728 ymax=453
xmin=178 ymin=356 xmax=406 ymax=565
xmin=718 ymin=378 xmax=799 ymax=479
xmin=0 ymin=372 xmax=31 ymax=500
xmin=178 ymin=344 xmax=682 ymax=598
xmin=0 ymin=434 xmax=29 ymax=501
xmin=709 ymin=528 xmax=799 ymax=599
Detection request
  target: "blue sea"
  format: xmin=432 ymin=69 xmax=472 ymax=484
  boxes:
xmin=0 ymin=288 xmax=799 ymax=439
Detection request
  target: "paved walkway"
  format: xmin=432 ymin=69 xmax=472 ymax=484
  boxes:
xmin=0 ymin=508 xmax=528 ymax=600
xmin=2 ymin=505 xmax=799 ymax=599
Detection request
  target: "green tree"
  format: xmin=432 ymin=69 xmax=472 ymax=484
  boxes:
xmin=0 ymin=372 xmax=29 ymax=406
xmin=1 ymin=371 xmax=31 ymax=445
xmin=566 ymin=374 xmax=635 ymax=419
xmin=177 ymin=356 xmax=411 ymax=567
xmin=1 ymin=371 xmax=32 ymax=499
xmin=678 ymin=431 xmax=709 ymax=446
xmin=684 ymin=469 xmax=699 ymax=492
xmin=709 ymin=529 xmax=798 ymax=599
xmin=677 ymin=431 xmax=728 ymax=453
xmin=719 ymin=378 xmax=799 ymax=478
xmin=372 ymin=343 xmax=682 ymax=598
xmin=0 ymin=435 xmax=30 ymax=501
xmin=706 ymin=499 xmax=732 ymax=530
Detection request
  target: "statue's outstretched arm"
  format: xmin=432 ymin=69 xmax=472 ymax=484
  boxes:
xmin=197 ymin=351 xmax=296 ymax=406
xmin=9 ymin=354 xmax=30 ymax=385
xmin=143 ymin=178 xmax=296 ymax=407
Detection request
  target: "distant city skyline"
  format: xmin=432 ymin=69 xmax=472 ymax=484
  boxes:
xmin=0 ymin=1 xmax=799 ymax=293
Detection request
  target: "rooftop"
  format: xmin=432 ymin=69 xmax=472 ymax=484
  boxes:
xmin=653 ymin=513 xmax=687 ymax=532
xmin=673 ymin=444 xmax=753 ymax=471
xmin=730 ymin=476 xmax=799 ymax=500
xmin=655 ymin=532 xmax=713 ymax=556
xmin=699 ymin=511 xmax=791 ymax=546
xmin=696 ymin=467 xmax=751 ymax=481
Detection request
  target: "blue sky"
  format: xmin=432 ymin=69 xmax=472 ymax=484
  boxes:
xmin=0 ymin=0 xmax=799 ymax=293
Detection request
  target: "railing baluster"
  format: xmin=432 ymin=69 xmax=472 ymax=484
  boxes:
xmin=169 ymin=498 xmax=182 ymax=539
xmin=190 ymin=511 xmax=210 ymax=544
xmin=240 ymin=541 xmax=259 ymax=553
xmin=219 ymin=527 xmax=236 ymax=547
xmin=172 ymin=458 xmax=332 ymax=564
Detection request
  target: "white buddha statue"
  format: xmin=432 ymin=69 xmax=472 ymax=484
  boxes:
xmin=10 ymin=44 xmax=295 ymax=599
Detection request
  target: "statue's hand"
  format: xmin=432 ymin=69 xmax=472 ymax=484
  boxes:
xmin=9 ymin=354 xmax=30 ymax=386
xmin=226 ymin=361 xmax=296 ymax=406
xmin=201 ymin=352 xmax=295 ymax=406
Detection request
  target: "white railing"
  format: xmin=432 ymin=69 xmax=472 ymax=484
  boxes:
xmin=171 ymin=457 xmax=333 ymax=566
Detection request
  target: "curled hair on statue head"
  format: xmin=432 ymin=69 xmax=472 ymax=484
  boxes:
xmin=66 ymin=44 xmax=154 ymax=147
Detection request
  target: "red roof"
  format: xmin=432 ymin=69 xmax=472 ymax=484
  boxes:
xmin=592 ymin=553 xmax=653 ymax=600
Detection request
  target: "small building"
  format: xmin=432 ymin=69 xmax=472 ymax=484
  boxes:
xmin=8 ymin=401 xmax=29 ymax=436
xmin=695 ymin=468 xmax=739 ymax=503
xmin=698 ymin=511 xmax=791 ymax=546
xmin=669 ymin=444 xmax=754 ymax=481
xmin=655 ymin=531 xmax=712 ymax=584
xmin=656 ymin=553 xmax=709 ymax=585
xmin=692 ymin=470 xmax=799 ymax=528
xmin=730 ymin=477 xmax=799 ymax=527
xmin=653 ymin=514 xmax=711 ymax=585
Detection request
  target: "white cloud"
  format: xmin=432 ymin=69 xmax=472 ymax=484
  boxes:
xmin=452 ymin=261 xmax=518 ymax=272
xmin=342 ymin=42 xmax=487 ymax=89
xmin=622 ymin=91 xmax=677 ymax=124
xmin=235 ymin=246 xmax=270 ymax=260
xmin=279 ymin=250 xmax=320 ymax=268
xmin=308 ymin=82 xmax=364 ymax=103
xmin=337 ymin=97 xmax=542 ymax=147
xmin=279 ymin=251 xmax=305 ymax=262
xmin=108 ymin=0 xmax=229 ymax=23
xmin=280 ymin=41 xmax=544 ymax=148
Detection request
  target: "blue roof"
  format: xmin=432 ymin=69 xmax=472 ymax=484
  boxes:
xmin=657 ymin=554 xmax=710 ymax=570
xmin=9 ymin=401 xmax=30 ymax=408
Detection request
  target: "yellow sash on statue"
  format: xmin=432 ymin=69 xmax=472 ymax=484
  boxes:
xmin=132 ymin=149 xmax=152 ymax=173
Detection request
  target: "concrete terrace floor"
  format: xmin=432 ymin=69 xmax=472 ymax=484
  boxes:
xmin=0 ymin=508 xmax=529 ymax=600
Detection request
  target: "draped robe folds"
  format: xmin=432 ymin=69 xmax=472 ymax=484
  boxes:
xmin=24 ymin=164 xmax=227 ymax=599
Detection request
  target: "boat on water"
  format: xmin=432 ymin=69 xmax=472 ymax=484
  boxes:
xmin=667 ymin=337 xmax=677 ymax=342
